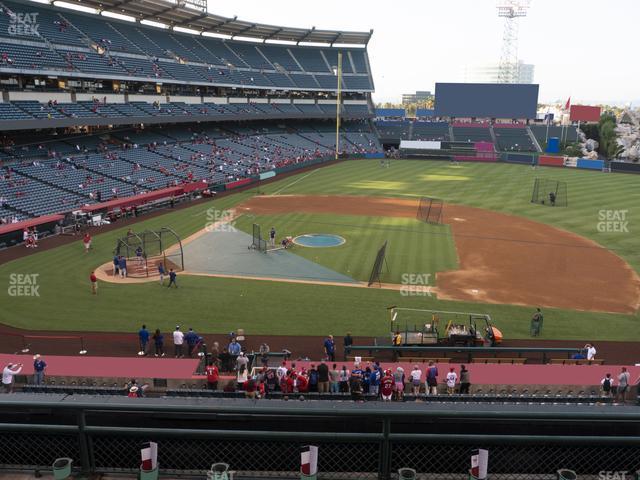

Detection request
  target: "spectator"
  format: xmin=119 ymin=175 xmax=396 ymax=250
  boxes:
xmin=381 ymin=370 xmax=394 ymax=402
xmin=128 ymin=385 xmax=139 ymax=398
xmin=152 ymin=329 xmax=164 ymax=357
xmin=585 ymin=343 xmax=597 ymax=361
xmin=446 ymin=368 xmax=457 ymax=395
xmin=259 ymin=343 xmax=270 ymax=366
xmin=324 ymin=335 xmax=335 ymax=361
xmin=369 ymin=364 xmax=381 ymax=396
xmin=349 ymin=368 xmax=363 ymax=401
xmin=343 ymin=332 xmax=353 ymax=359
xmin=276 ymin=361 xmax=288 ymax=382
xmin=89 ymin=271 xmax=98 ymax=295
xmin=228 ymin=338 xmax=241 ymax=356
xmin=317 ymin=361 xmax=329 ymax=393
xmin=425 ymin=361 xmax=439 ymax=395
xmin=306 ymin=365 xmax=318 ymax=392
xmin=329 ymin=363 xmax=340 ymax=394
xmin=33 ymin=354 xmax=46 ymax=385
xmin=244 ymin=377 xmax=258 ymax=399
xmin=617 ymin=367 xmax=631 ymax=403
xmin=167 ymin=268 xmax=177 ymax=288
xmin=410 ymin=365 xmax=422 ymax=396
xmin=236 ymin=365 xmax=248 ymax=389
xmin=222 ymin=380 xmax=235 ymax=393
xmin=218 ymin=348 xmax=231 ymax=372
xmin=339 ymin=365 xmax=350 ymax=393
xmin=601 ymin=373 xmax=613 ymax=397
xmin=459 ymin=365 xmax=471 ymax=394
xmin=263 ymin=367 xmax=278 ymax=394
xmin=236 ymin=351 xmax=248 ymax=371
xmin=173 ymin=326 xmax=184 ymax=358
xmin=185 ymin=328 xmax=199 ymax=357
xmin=205 ymin=361 xmax=219 ymax=390
xmin=138 ymin=324 xmax=149 ymax=355
xmin=393 ymin=366 xmax=405 ymax=401
xmin=2 ymin=363 xmax=22 ymax=393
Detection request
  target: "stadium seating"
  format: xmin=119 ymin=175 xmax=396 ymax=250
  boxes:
xmin=452 ymin=125 xmax=493 ymax=143
xmin=0 ymin=121 xmax=381 ymax=218
xmin=412 ymin=121 xmax=450 ymax=141
xmin=530 ymin=125 xmax=579 ymax=145
xmin=0 ymin=0 xmax=374 ymax=91
xmin=494 ymin=126 xmax=538 ymax=152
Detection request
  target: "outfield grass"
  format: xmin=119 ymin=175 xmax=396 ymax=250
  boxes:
xmin=234 ymin=213 xmax=457 ymax=284
xmin=0 ymin=160 xmax=637 ymax=340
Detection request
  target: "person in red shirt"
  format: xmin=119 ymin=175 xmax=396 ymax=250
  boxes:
xmin=83 ymin=233 xmax=92 ymax=253
xmin=296 ymin=371 xmax=309 ymax=393
xmin=89 ymin=271 xmax=98 ymax=295
xmin=205 ymin=361 xmax=219 ymax=390
xmin=381 ymin=370 xmax=394 ymax=402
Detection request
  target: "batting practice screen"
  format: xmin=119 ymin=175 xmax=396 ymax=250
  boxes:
xmin=416 ymin=197 xmax=444 ymax=224
xmin=531 ymin=178 xmax=568 ymax=207
xmin=434 ymin=83 xmax=539 ymax=119
xmin=252 ymin=223 xmax=267 ymax=252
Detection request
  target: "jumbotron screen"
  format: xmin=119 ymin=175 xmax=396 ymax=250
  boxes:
xmin=434 ymin=83 xmax=539 ymax=119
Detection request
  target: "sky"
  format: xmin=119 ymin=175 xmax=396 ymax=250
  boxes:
xmin=208 ymin=0 xmax=640 ymax=105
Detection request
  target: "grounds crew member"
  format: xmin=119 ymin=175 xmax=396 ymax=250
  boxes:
xmin=530 ymin=308 xmax=543 ymax=336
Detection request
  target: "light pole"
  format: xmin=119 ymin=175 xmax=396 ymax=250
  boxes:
xmin=334 ymin=51 xmax=343 ymax=160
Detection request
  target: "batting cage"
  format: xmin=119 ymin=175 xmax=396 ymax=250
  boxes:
xmin=368 ymin=240 xmax=389 ymax=287
xmin=416 ymin=196 xmax=444 ymax=224
xmin=114 ymin=227 xmax=183 ymax=277
xmin=531 ymin=178 xmax=568 ymax=207
xmin=249 ymin=223 xmax=267 ymax=253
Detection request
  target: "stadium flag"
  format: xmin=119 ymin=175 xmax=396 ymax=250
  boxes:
xmin=141 ymin=442 xmax=158 ymax=471
xmin=301 ymin=445 xmax=318 ymax=478
xmin=564 ymin=96 xmax=571 ymax=111
xmin=469 ymin=449 xmax=488 ymax=479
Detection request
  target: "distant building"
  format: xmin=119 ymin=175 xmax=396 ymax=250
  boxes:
xmin=462 ymin=61 xmax=535 ymax=84
xmin=402 ymin=90 xmax=433 ymax=104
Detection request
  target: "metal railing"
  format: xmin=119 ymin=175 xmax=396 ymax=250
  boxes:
xmin=0 ymin=395 xmax=639 ymax=479
xmin=349 ymin=345 xmax=582 ymax=363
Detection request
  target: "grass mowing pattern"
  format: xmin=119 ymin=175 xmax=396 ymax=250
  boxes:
xmin=0 ymin=160 xmax=637 ymax=340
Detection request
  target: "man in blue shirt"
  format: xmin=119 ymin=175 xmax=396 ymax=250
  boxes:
xmin=157 ymin=262 xmax=165 ymax=285
xmin=168 ymin=269 xmax=177 ymax=288
xmin=185 ymin=328 xmax=199 ymax=357
xmin=323 ymin=335 xmax=335 ymax=362
xmin=118 ymin=256 xmax=127 ymax=278
xmin=33 ymin=354 xmax=46 ymax=385
xmin=228 ymin=338 xmax=241 ymax=356
xmin=369 ymin=365 xmax=381 ymax=396
xmin=138 ymin=325 xmax=149 ymax=356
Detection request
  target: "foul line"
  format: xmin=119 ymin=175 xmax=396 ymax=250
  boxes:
xmin=271 ymin=169 xmax=319 ymax=196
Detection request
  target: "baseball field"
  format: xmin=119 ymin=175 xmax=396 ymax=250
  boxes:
xmin=0 ymin=159 xmax=638 ymax=342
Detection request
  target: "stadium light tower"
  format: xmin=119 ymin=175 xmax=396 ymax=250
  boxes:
xmin=496 ymin=0 xmax=530 ymax=83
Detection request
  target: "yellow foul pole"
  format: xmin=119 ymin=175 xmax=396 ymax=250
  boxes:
xmin=335 ymin=51 xmax=342 ymax=160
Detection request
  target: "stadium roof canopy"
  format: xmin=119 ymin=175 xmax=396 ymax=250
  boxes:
xmin=53 ymin=0 xmax=373 ymax=46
